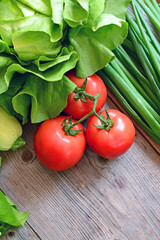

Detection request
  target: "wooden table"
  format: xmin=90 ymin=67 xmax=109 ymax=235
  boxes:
xmin=1 ymin=3 xmax=160 ymax=239
xmin=0 ymin=96 xmax=160 ymax=240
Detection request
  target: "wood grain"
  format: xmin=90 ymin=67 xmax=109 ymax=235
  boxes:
xmin=1 ymin=4 xmax=160 ymax=240
xmin=1 ymin=98 xmax=160 ymax=240
xmin=1 ymin=224 xmax=41 ymax=240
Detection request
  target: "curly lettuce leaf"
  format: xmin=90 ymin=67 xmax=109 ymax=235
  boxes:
xmin=16 ymin=0 xmax=52 ymax=16
xmin=104 ymin=0 xmax=130 ymax=20
xmin=0 ymin=14 xmax=57 ymax=46
xmin=0 ymin=55 xmax=17 ymax=94
xmin=0 ymin=0 xmax=23 ymax=20
xmin=50 ymin=0 xmax=64 ymax=41
xmin=0 ymin=45 xmax=78 ymax=92
xmin=0 ymin=73 xmax=26 ymax=119
xmin=69 ymin=0 xmax=130 ymax=77
xmin=0 ymin=0 xmax=130 ymax=123
xmin=12 ymin=74 xmax=76 ymax=123
xmin=15 ymin=1 xmax=35 ymax=17
xmin=63 ymin=0 xmax=89 ymax=27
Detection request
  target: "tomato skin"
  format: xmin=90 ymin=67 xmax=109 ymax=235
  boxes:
xmin=64 ymin=70 xmax=107 ymax=119
xmin=86 ymin=109 xmax=135 ymax=159
xmin=34 ymin=116 xmax=86 ymax=171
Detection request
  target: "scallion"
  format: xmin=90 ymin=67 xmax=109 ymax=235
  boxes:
xmin=99 ymin=0 xmax=160 ymax=144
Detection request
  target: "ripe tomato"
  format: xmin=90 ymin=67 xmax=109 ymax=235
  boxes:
xmin=64 ymin=69 xmax=107 ymax=119
xmin=34 ymin=116 xmax=86 ymax=171
xmin=86 ymin=109 xmax=135 ymax=159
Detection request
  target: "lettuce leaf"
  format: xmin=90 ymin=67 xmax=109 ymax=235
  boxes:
xmin=0 ymin=191 xmax=28 ymax=238
xmin=0 ymin=0 xmax=130 ymax=123
xmin=12 ymin=74 xmax=76 ymax=123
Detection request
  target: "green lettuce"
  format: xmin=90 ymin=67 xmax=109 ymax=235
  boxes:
xmin=0 ymin=191 xmax=28 ymax=237
xmin=0 ymin=0 xmax=130 ymax=123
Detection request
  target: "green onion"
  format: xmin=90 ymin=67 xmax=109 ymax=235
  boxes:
xmin=151 ymin=0 xmax=160 ymax=16
xmin=132 ymin=0 xmax=160 ymax=76
xmin=99 ymin=0 xmax=160 ymax=144
xmin=136 ymin=0 xmax=160 ymax=31
xmin=98 ymin=70 xmax=160 ymax=145
xmin=136 ymin=4 xmax=160 ymax=54
xmin=128 ymin=28 xmax=160 ymax=101
xmin=143 ymin=0 xmax=160 ymax=22
xmin=122 ymin=39 xmax=137 ymax=57
xmin=111 ymin=58 xmax=160 ymax=112
xmin=114 ymin=46 xmax=150 ymax=87
xmin=103 ymin=64 xmax=160 ymax=127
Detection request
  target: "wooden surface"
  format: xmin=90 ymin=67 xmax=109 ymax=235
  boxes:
xmin=0 ymin=97 xmax=160 ymax=240
xmin=1 ymin=4 xmax=160 ymax=240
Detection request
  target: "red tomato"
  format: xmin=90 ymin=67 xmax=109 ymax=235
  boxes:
xmin=34 ymin=116 xmax=86 ymax=171
xmin=86 ymin=109 xmax=135 ymax=159
xmin=64 ymin=70 xmax=107 ymax=119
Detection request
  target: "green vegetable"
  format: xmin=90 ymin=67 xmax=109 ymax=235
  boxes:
xmin=0 ymin=0 xmax=130 ymax=124
xmin=0 ymin=191 xmax=28 ymax=238
xmin=98 ymin=70 xmax=160 ymax=144
xmin=98 ymin=0 xmax=160 ymax=144
xmin=98 ymin=64 xmax=160 ymax=144
xmin=135 ymin=0 xmax=160 ymax=31
xmin=0 ymin=107 xmax=25 ymax=151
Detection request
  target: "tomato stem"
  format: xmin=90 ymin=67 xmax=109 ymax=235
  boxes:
xmin=63 ymin=89 xmax=114 ymax=135
xmin=74 ymin=78 xmax=97 ymax=103
xmin=70 ymin=93 xmax=100 ymax=127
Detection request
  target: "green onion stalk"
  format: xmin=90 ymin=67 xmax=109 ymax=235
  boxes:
xmin=98 ymin=0 xmax=160 ymax=144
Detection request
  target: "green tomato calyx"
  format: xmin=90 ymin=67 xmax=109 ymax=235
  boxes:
xmin=94 ymin=110 xmax=114 ymax=131
xmin=62 ymin=117 xmax=83 ymax=136
xmin=74 ymin=78 xmax=95 ymax=103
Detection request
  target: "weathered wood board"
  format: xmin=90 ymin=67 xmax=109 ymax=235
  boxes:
xmin=1 ymin=3 xmax=160 ymax=240
xmin=1 ymin=98 xmax=160 ymax=240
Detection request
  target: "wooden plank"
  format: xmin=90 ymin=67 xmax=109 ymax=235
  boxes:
xmin=1 ymin=4 xmax=160 ymax=240
xmin=0 ymin=190 xmax=41 ymax=240
xmin=0 ymin=98 xmax=160 ymax=240
xmin=1 ymin=224 xmax=41 ymax=240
